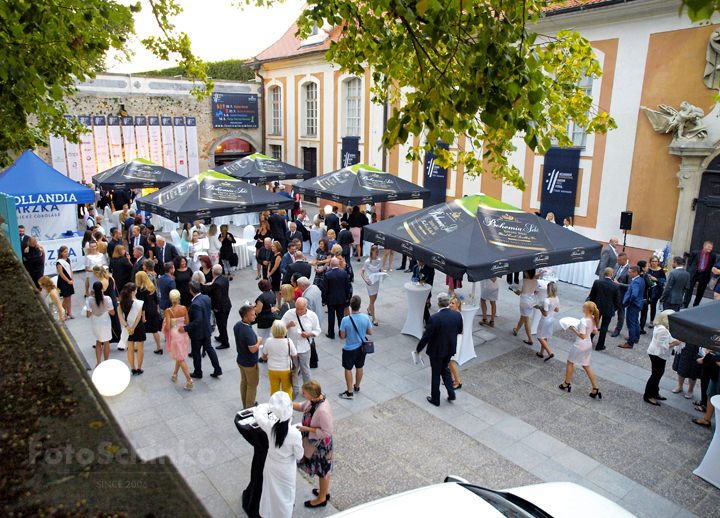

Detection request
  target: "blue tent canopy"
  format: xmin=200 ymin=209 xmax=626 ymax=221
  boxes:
xmin=0 ymin=150 xmax=95 ymax=207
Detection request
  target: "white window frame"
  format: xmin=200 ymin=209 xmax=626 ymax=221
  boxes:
xmin=270 ymin=144 xmax=282 ymax=160
xmin=344 ymin=77 xmax=362 ymax=137
xmin=269 ymin=86 xmax=282 ymax=136
xmin=566 ymin=75 xmax=594 ymax=149
xmin=301 ymin=81 xmax=319 ymax=138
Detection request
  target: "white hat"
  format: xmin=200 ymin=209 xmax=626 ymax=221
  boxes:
xmin=268 ymin=391 xmax=292 ymax=422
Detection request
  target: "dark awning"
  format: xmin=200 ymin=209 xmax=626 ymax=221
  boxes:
xmin=214 ymin=153 xmax=313 ymax=183
xmin=668 ymin=300 xmax=720 ymax=352
xmin=92 ymin=158 xmax=187 ymax=190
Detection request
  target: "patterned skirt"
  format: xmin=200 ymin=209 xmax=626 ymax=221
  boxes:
xmin=297 ymin=436 xmax=333 ymax=478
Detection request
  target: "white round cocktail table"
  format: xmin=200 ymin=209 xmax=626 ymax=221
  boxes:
xmin=401 ymin=282 xmax=432 ymax=339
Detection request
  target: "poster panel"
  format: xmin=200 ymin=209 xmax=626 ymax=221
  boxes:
xmin=49 ymin=133 xmax=68 ymax=176
xmin=78 ymin=116 xmax=97 ymax=183
xmin=423 ymin=141 xmax=449 ymax=207
xmin=92 ymin=115 xmax=112 ymax=174
xmin=62 ymin=115 xmax=82 ymax=182
xmin=539 ymin=147 xmax=581 ymax=225
xmin=107 ymin=116 xmax=124 ymax=167
xmin=135 ymin=116 xmax=151 ymax=160
xmin=161 ymin=117 xmax=176 ymax=171
xmin=147 ymin=116 xmax=163 ymax=165
xmin=185 ymin=117 xmax=200 ymax=177
xmin=173 ymin=117 xmax=188 ymax=177
xmin=121 ymin=116 xmax=137 ymax=161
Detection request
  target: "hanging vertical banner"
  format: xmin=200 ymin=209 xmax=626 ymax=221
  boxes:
xmin=63 ymin=115 xmax=82 ymax=182
xmin=539 ymin=147 xmax=581 ymax=225
xmin=341 ymin=137 xmax=360 ymax=168
xmin=185 ymin=117 xmax=200 ymax=177
xmin=78 ymin=116 xmax=97 ymax=183
xmin=161 ymin=116 xmax=176 ymax=171
xmin=48 ymin=133 xmax=68 ymax=176
xmin=121 ymin=116 xmax=137 ymax=161
xmin=147 ymin=116 xmax=163 ymax=165
xmin=423 ymin=141 xmax=449 ymax=207
xmin=135 ymin=116 xmax=151 ymax=160
xmin=107 ymin=116 xmax=124 ymax=167
xmin=92 ymin=115 xmax=112 ymax=174
xmin=173 ymin=117 xmax=188 ymax=177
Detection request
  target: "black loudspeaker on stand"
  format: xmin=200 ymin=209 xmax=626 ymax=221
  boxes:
xmin=620 ymin=211 xmax=633 ymax=251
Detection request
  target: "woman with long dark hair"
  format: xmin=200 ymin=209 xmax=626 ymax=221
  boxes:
xmin=56 ymin=245 xmax=75 ymax=319
xmin=86 ymin=280 xmax=114 ymax=365
xmin=92 ymin=265 xmax=122 ymax=348
xmin=347 ymin=205 xmax=365 ymax=261
xmin=218 ymin=224 xmax=236 ymax=280
xmin=23 ymin=237 xmax=45 ymax=289
xmin=268 ymin=240 xmax=283 ymax=307
xmin=253 ymin=391 xmax=303 ymax=518
xmin=173 ymin=256 xmax=192 ymax=307
xmin=118 ymin=283 xmax=146 ymax=375
xmin=254 ymin=219 xmax=271 ymax=280
xmin=313 ymin=238 xmax=331 ymax=292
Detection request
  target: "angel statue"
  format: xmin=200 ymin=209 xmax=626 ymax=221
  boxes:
xmin=641 ymin=102 xmax=707 ymax=140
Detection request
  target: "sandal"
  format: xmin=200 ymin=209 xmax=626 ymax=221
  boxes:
xmin=695 ymin=405 xmax=707 ymax=413
xmin=524 ymin=340 xmax=533 ymax=346
xmin=692 ymin=418 xmax=711 ymax=428
xmin=558 ymin=382 xmax=571 ymax=392
xmin=511 ymin=329 xmax=518 ymax=336
xmin=488 ymin=320 xmax=495 ymax=327
xmin=171 ymin=374 xmax=177 ymax=382
xmin=480 ymin=318 xmax=488 ymax=325
xmin=536 ymin=352 xmax=544 ymax=358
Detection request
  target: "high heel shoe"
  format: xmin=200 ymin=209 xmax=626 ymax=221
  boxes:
xmin=590 ymin=387 xmax=602 ymax=399
xmin=558 ymin=382 xmax=571 ymax=392
xmin=171 ymin=374 xmax=178 ymax=382
xmin=184 ymin=381 xmax=194 ymax=390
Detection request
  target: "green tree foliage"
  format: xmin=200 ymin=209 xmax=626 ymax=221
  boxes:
xmin=139 ymin=59 xmax=257 ymax=81
xmin=681 ymin=0 xmax=720 ymax=20
xmin=244 ymin=0 xmax=617 ymax=189
xmin=0 ymin=0 xmax=211 ymax=168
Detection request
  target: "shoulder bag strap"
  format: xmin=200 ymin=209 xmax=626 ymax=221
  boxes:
xmin=287 ymin=338 xmax=293 ymax=370
xmin=348 ymin=314 xmax=367 ymax=341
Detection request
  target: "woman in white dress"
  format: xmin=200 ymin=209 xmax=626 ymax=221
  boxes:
xmin=361 ymin=245 xmax=383 ymax=326
xmin=560 ymin=301 xmax=602 ymax=399
xmin=480 ymin=277 xmax=499 ymax=327
xmin=187 ymin=231 xmax=205 ymax=273
xmin=535 ymin=281 xmax=559 ymax=361
xmin=512 ymin=270 xmax=539 ymax=345
xmin=38 ymin=276 xmax=65 ymax=324
xmin=86 ymin=281 xmax=114 ymax=365
xmin=207 ymin=224 xmax=221 ymax=266
xmin=84 ymin=240 xmax=106 ymax=297
xmin=253 ymin=392 xmax=303 ymax=518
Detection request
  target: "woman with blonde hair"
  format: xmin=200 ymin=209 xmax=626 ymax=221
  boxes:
xmin=262 ymin=320 xmax=298 ymax=398
xmin=643 ymin=310 xmax=681 ymax=406
xmin=268 ymin=240 xmax=283 ymax=306
xmin=38 ymin=276 xmax=65 ymax=323
xmin=84 ymin=239 xmax=106 ymax=297
xmin=162 ymin=289 xmax=193 ymax=390
xmin=109 ymin=244 xmax=133 ymax=291
xmin=326 ymin=229 xmax=337 ymax=249
xmin=136 ymin=271 xmax=162 ymax=355
xmin=207 ymin=224 xmax=221 ymax=266
xmin=560 ymin=301 xmax=601 ymax=399
xmin=535 ymin=281 xmax=559 ymax=361
xmin=118 ymin=283 xmax=145 ymax=375
xmin=278 ymin=284 xmax=296 ymax=318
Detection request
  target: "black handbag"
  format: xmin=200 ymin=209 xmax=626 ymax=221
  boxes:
xmin=349 ymin=314 xmax=374 ymax=354
xmin=297 ymin=313 xmax=318 ymax=368
xmin=229 ymin=252 xmax=239 ymax=267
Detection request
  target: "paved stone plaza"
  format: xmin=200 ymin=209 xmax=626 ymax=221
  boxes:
xmin=63 ymin=226 xmax=719 ymax=518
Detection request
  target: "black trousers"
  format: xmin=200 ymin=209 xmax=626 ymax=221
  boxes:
xmin=699 ymin=358 xmax=713 ymax=407
xmin=326 ymin=304 xmax=345 ymax=338
xmin=683 ymin=272 xmax=710 ymax=307
xmin=429 ymin=354 xmax=455 ymax=403
xmin=215 ymin=308 xmax=230 ymax=347
xmin=596 ymin=314 xmax=612 ymax=349
xmin=191 ymin=336 xmax=221 ymax=376
xmin=644 ymin=354 xmax=666 ymax=399
xmin=639 ymin=299 xmax=649 ymax=329
xmin=506 ymin=272 xmax=520 ymax=284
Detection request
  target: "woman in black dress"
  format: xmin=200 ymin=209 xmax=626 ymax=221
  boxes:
xmin=173 ymin=256 xmax=193 ymax=307
xmin=646 ymin=256 xmax=666 ymax=328
xmin=255 ymin=279 xmax=278 ymax=346
xmin=672 ymin=342 xmax=702 ymax=399
xmin=199 ymin=255 xmax=214 ymax=283
xmin=109 ymin=245 xmax=133 ymax=292
xmin=218 ymin=224 xmax=236 ymax=281
xmin=313 ymin=238 xmax=330 ymax=293
xmin=23 ymin=237 xmax=45 ymax=289
xmin=56 ymin=245 xmax=75 ymax=319
xmin=347 ymin=206 xmax=366 ymax=261
xmin=135 ymin=271 xmax=162 ymax=355
xmin=92 ymin=265 xmax=122 ymax=346
xmin=268 ymin=240 xmax=283 ymax=307
xmin=119 ymin=282 xmax=146 ymax=375
xmin=254 ymin=219 xmax=271 ymax=280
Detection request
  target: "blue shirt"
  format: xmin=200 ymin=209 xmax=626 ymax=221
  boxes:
xmin=234 ymin=321 xmax=258 ymax=367
xmin=339 ymin=313 xmax=372 ymax=351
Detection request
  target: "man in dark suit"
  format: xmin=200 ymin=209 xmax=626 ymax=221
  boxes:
xmin=267 ymin=211 xmax=287 ymax=252
xmin=323 ymin=258 xmax=350 ymax=339
xmin=416 ymin=292 xmax=464 ymax=406
xmin=413 ymin=260 xmax=435 ymax=324
xmin=337 ymin=222 xmax=354 ymax=263
xmin=595 ymin=237 xmax=619 ymax=278
xmin=661 ymin=256 xmax=691 ymax=311
xmin=127 ymin=225 xmax=148 ymax=251
xmin=610 ymin=252 xmax=630 ymax=337
xmin=620 ymin=266 xmax=644 ymax=349
xmin=130 ymin=246 xmax=146 ymax=279
xmin=158 ymin=262 xmax=176 ymax=311
xmin=279 ymin=240 xmax=298 ymax=278
xmin=588 ymin=267 xmax=621 ymax=351
xmin=180 ymin=281 xmax=222 ymax=378
xmin=286 ymin=222 xmax=302 ymax=247
xmin=111 ymin=189 xmax=127 ymax=211
xmin=210 ymin=265 xmax=232 ymax=350
xmin=154 ymin=235 xmax=179 ymax=275
xmin=18 ymin=225 xmax=30 ymax=250
xmin=325 ymin=206 xmax=340 ymax=235
xmin=283 ymin=251 xmax=312 ymax=284
xmin=107 ymin=227 xmax=122 ymax=259
xmin=683 ymin=240 xmax=716 ymax=308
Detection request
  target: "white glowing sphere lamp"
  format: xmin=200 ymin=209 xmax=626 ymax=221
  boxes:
xmin=92 ymin=359 xmax=131 ymax=397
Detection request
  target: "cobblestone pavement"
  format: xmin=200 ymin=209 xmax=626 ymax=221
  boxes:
xmin=63 ymin=226 xmax=718 ymax=518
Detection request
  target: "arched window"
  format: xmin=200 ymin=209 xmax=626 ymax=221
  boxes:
xmin=305 ymin=83 xmax=318 ymax=137
xmin=269 ymin=86 xmax=282 ymax=135
xmin=345 ymin=78 xmax=361 ymax=137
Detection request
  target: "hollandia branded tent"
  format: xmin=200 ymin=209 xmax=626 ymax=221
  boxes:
xmin=92 ymin=158 xmax=187 ymax=190
xmin=363 ymin=194 xmax=602 ymax=281
xmin=291 ymin=163 xmax=431 ymax=205
xmin=135 ymin=171 xmax=294 ymax=222
xmin=214 ymin=153 xmax=313 ymax=183
xmin=668 ymin=301 xmax=720 ymax=352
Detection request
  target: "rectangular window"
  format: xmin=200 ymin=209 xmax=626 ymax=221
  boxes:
xmin=567 ymin=75 xmax=593 ymax=148
xmin=270 ymin=87 xmax=282 ymax=135
xmin=270 ymin=145 xmax=282 ymax=160
xmin=346 ymin=78 xmax=361 ymax=137
xmin=305 ymin=83 xmax=317 ymax=137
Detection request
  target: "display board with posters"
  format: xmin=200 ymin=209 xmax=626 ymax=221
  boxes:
xmin=211 ymin=92 xmax=259 ymax=128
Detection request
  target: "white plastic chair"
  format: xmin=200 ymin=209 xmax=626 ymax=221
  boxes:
xmin=170 ymin=229 xmax=183 ymax=254
xmin=243 ymin=225 xmax=256 ymax=244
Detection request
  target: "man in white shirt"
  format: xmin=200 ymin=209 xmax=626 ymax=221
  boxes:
xmin=282 ymin=297 xmax=322 ymax=398
xmin=298 ymin=276 xmax=324 ymax=368
xmin=193 ymin=220 xmax=208 ymax=239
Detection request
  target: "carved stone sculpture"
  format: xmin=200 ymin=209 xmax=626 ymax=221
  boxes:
xmin=704 ymin=28 xmax=720 ymax=90
xmin=641 ymin=102 xmax=707 ymax=140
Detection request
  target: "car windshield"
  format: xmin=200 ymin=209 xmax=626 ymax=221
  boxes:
xmin=462 ymin=485 xmax=551 ymax=518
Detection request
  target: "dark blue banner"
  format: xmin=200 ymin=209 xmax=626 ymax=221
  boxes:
xmin=423 ymin=141 xmax=449 ymax=207
xmin=341 ymin=137 xmax=360 ymax=167
xmin=211 ymin=92 xmax=259 ymax=128
xmin=540 ymin=147 xmax=581 ymax=225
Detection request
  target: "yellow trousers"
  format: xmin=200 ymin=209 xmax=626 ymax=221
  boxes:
xmin=268 ymin=369 xmax=292 ymax=399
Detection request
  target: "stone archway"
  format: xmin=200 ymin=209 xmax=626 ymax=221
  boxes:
xmin=209 ymin=131 xmax=261 ymax=167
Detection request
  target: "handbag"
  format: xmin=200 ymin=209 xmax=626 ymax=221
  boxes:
xmin=349 ymin=314 xmax=374 ymax=354
xmin=287 ymin=339 xmax=298 ymax=386
xmin=229 ymin=252 xmax=239 ymax=267
xmin=297 ymin=314 xmax=319 ymax=368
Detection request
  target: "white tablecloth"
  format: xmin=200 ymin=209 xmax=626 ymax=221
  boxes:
xmin=233 ymin=240 xmax=250 ymax=269
xmin=555 ymin=260 xmax=599 ymax=289
xmin=233 ymin=213 xmax=260 ymax=227
xmin=39 ymin=236 xmax=85 ymax=276
xmin=456 ymin=304 xmax=480 ymax=365
xmin=401 ymin=282 xmax=432 ymax=339
xmin=694 ymin=395 xmax=720 ymax=489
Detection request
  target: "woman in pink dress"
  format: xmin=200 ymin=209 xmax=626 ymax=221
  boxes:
xmin=162 ymin=289 xmax=193 ymax=390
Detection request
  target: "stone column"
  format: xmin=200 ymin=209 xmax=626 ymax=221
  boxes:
xmin=667 ymin=141 xmax=715 ymax=258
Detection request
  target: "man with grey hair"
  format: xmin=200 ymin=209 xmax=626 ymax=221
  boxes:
xmin=416 ymin=291 xmax=464 ymax=406
xmin=210 ymin=264 xmax=232 ymax=349
xmin=595 ymin=237 xmax=619 ymax=278
xmin=282 ymin=297 xmax=321 ymax=397
xmin=286 ymin=221 xmax=302 ymax=245
xmin=130 ymin=245 xmax=146 ymax=279
xmin=154 ymin=235 xmax=179 ymax=274
xmin=258 ymin=237 xmax=274 ymax=279
xmin=283 ymin=249 xmax=312 ymax=284
xmin=298 ymin=276 xmax=323 ymax=367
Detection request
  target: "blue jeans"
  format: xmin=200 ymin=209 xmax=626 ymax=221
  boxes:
xmin=626 ymin=305 xmax=641 ymax=345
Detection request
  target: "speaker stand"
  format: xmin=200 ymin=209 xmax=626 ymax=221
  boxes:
xmin=622 ymin=229 xmax=628 ymax=252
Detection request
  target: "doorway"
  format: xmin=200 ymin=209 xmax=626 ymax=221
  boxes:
xmin=691 ymin=156 xmax=720 ymax=252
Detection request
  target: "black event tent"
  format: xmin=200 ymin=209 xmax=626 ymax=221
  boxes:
xmin=135 ymin=171 xmax=294 ymax=222
xmin=291 ymin=163 xmax=431 ymax=205
xmin=668 ymin=300 xmax=720 ymax=353
xmin=363 ymin=194 xmax=602 ymax=282
xmin=92 ymin=158 xmax=187 ymax=189
xmin=214 ymin=153 xmax=313 ymax=183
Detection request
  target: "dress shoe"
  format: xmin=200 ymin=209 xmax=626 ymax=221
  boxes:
xmin=216 ymin=345 xmax=230 ymax=349
xmin=447 ymin=395 xmax=456 ymax=402
xmin=610 ymin=330 xmax=620 ymax=338
xmin=153 ymin=349 xmax=163 ymax=355
xmin=312 ymin=489 xmax=330 ymax=500
xmin=214 ymin=336 xmax=222 ymax=342
xmin=644 ymin=397 xmax=660 ymax=406
xmin=190 ymin=373 xmax=203 ymax=379
xmin=210 ymin=371 xmax=222 ymax=378
xmin=325 ymin=333 xmax=335 ymax=339
xmin=426 ymin=396 xmax=440 ymax=407
xmin=595 ymin=346 xmax=606 ymax=351
xmin=618 ymin=342 xmax=634 ymax=349
xmin=640 ymin=330 xmax=647 ymax=335
xmin=304 ymin=499 xmax=327 ymax=508
xmin=404 ymin=268 xmax=413 ymax=273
